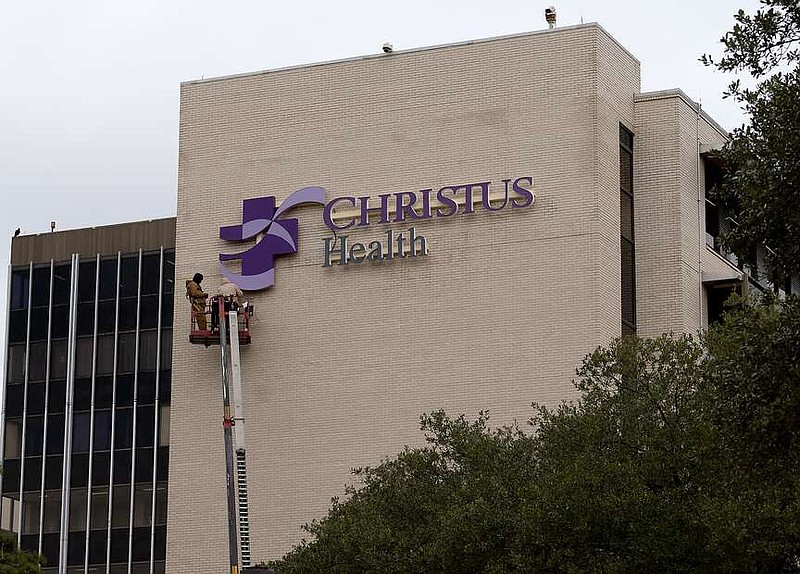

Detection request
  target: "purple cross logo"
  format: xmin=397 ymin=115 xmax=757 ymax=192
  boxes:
xmin=219 ymin=186 xmax=326 ymax=290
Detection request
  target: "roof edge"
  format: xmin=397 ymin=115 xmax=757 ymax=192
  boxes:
xmin=635 ymin=89 xmax=729 ymax=138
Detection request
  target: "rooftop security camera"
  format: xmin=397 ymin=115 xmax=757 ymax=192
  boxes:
xmin=382 ymin=42 xmax=393 ymax=53
xmin=545 ymin=6 xmax=557 ymax=28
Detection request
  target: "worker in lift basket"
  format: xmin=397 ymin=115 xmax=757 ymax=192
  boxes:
xmin=185 ymin=273 xmax=209 ymax=330
xmin=217 ymin=277 xmax=244 ymax=309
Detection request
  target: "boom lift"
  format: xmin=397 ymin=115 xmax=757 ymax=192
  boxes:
xmin=189 ymin=297 xmax=252 ymax=573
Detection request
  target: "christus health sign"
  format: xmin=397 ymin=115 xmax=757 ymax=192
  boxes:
xmin=321 ymin=177 xmax=534 ymax=266
xmin=219 ymin=177 xmax=534 ymax=290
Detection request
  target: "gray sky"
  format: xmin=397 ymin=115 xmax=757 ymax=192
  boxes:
xmin=0 ymin=0 xmax=760 ymax=359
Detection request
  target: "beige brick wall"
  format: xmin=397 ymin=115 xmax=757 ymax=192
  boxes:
xmin=633 ymin=91 xmax=728 ymax=337
xmin=168 ymin=24 xmax=642 ymax=571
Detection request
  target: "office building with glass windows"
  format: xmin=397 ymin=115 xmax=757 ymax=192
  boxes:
xmin=4 ymin=22 xmax=797 ymax=574
xmin=2 ymin=219 xmax=175 ymax=573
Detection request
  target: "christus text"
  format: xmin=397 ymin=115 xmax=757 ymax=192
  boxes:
xmin=323 ymin=227 xmax=429 ymax=266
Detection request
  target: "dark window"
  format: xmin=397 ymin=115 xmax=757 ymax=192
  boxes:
xmin=6 ymin=386 xmax=24 ymax=417
xmin=154 ymin=482 xmax=167 ymax=526
xmin=3 ymin=459 xmax=21 ymax=492
xmin=73 ymin=412 xmax=91 ymax=453
xmin=88 ymin=527 xmax=108 ymax=564
xmin=77 ymin=302 xmax=96 ymax=336
xmin=74 ymin=378 xmax=93 ymax=411
xmin=47 ymin=381 xmax=66 ymax=414
xmin=52 ymin=264 xmax=71 ymax=305
xmin=132 ymin=484 xmax=152 ymax=528
xmin=118 ymin=298 xmax=138 ymax=332
xmin=42 ymin=489 xmax=61 ymax=533
xmin=30 ymin=307 xmax=49 ymax=341
xmin=50 ymin=339 xmax=68 ymax=381
xmin=92 ymin=452 xmax=111 ymax=486
xmin=69 ymin=488 xmax=88 ymax=532
xmin=113 ymin=449 xmax=132 ymax=484
xmin=99 ymin=258 xmax=118 ymax=301
xmin=45 ymin=455 xmax=63 ymax=489
xmin=141 ymin=253 xmax=161 ymax=295
xmin=115 ymin=408 xmax=133 ymax=449
xmin=25 ymin=416 xmax=44 ymax=454
xmin=132 ymin=527 xmax=151 ymax=561
xmin=78 ymin=260 xmax=98 ymax=302
xmin=160 ymin=330 xmax=172 ymax=369
xmin=21 ymin=492 xmax=41 ymax=534
xmin=46 ymin=413 xmax=65 ymax=454
xmin=135 ymin=448 xmax=154 ymax=483
xmin=161 ymin=295 xmax=173 ymax=328
xmin=137 ymin=372 xmax=156 ymax=404
xmin=27 ymin=382 xmax=46 ymax=415
xmin=71 ymin=453 xmax=89 ymax=488
xmin=4 ymin=418 xmax=23 ymax=458
xmin=138 ymin=330 xmax=158 ymax=372
xmin=136 ymin=407 xmax=155 ymax=448
xmin=41 ymin=532 xmax=60 ymax=568
xmin=111 ymin=485 xmax=130 ymax=529
xmin=96 ymin=335 xmax=115 ymax=376
xmin=158 ymin=370 xmax=171 ymax=404
xmin=68 ymin=528 xmax=86 ymax=565
xmin=94 ymin=376 xmax=114 ymax=409
xmin=154 ymin=525 xmax=166 ymax=559
xmin=119 ymin=256 xmax=139 ymax=299
xmin=162 ymin=250 xmax=175 ymax=294
xmin=9 ymin=309 xmax=27 ymax=344
xmin=158 ymin=405 xmax=170 ymax=447
xmin=28 ymin=341 xmax=47 ymax=382
xmin=156 ymin=447 xmax=169 ymax=482
xmin=97 ymin=300 xmax=117 ymax=333
xmin=620 ymin=124 xmax=636 ymax=334
xmin=110 ymin=527 xmax=129 ymax=564
xmin=140 ymin=295 xmax=159 ymax=330
xmin=116 ymin=374 xmax=135 ymax=407
xmin=23 ymin=457 xmax=42 ymax=491
xmin=94 ymin=410 xmax=112 ymax=451
xmin=7 ymin=344 xmax=26 ymax=384
xmin=11 ymin=268 xmax=30 ymax=310
xmin=76 ymin=336 xmax=95 ymax=378
xmin=117 ymin=333 xmax=136 ymax=374
xmin=32 ymin=266 xmax=51 ymax=307
xmin=51 ymin=305 xmax=69 ymax=339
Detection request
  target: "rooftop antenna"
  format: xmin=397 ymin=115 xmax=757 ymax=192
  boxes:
xmin=545 ymin=6 xmax=557 ymax=29
xmin=50 ymin=221 xmax=56 ymax=233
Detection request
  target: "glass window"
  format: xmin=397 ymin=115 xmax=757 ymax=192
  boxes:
xmin=1 ymin=494 xmax=21 ymax=533
xmin=75 ymin=338 xmax=94 ymax=378
xmin=114 ymin=449 xmax=132 ymax=484
xmin=92 ymin=452 xmax=111 ymax=486
xmin=97 ymin=300 xmax=117 ymax=333
xmin=621 ymin=239 xmax=636 ymax=328
xmin=160 ymin=330 xmax=172 ymax=368
xmin=138 ymin=330 xmax=158 ymax=372
xmin=110 ymin=527 xmax=129 ymax=564
xmin=133 ymin=484 xmax=152 ymax=528
xmin=9 ymin=309 xmax=28 ymax=344
xmin=94 ymin=410 xmax=112 ymax=451
xmin=27 ymin=382 xmax=46 ymax=415
xmin=72 ymin=412 xmax=91 ymax=453
xmin=21 ymin=492 xmax=40 ymax=534
xmin=50 ymin=304 xmax=69 ymax=339
xmin=74 ymin=378 xmax=93 ymax=412
xmin=69 ymin=488 xmax=88 ymax=531
xmin=3 ymin=460 xmax=21 ymax=493
xmin=156 ymin=447 xmax=168 ymax=482
xmin=115 ymin=408 xmax=133 ymax=449
xmin=77 ymin=302 xmax=96 ymax=336
xmin=159 ymin=405 xmax=170 ymax=447
xmin=94 ymin=376 xmax=114 ymax=409
xmin=52 ymin=264 xmax=71 ymax=305
xmin=162 ymin=250 xmax=175 ymax=294
xmin=88 ymin=528 xmax=108 ymax=565
xmin=140 ymin=295 xmax=159 ymax=330
xmin=23 ymin=457 xmax=42 ymax=491
xmin=96 ymin=335 xmax=115 ymax=376
xmin=8 ymin=344 xmax=26 ymax=384
xmin=160 ymin=295 xmax=173 ymax=328
xmin=141 ymin=253 xmax=161 ymax=295
xmin=120 ymin=255 xmax=139 ymax=299
xmin=30 ymin=307 xmax=49 ymax=341
xmin=116 ymin=374 xmax=135 ymax=407
xmin=46 ymin=413 xmax=65 ymax=455
xmin=118 ymin=298 xmax=138 ymax=332
xmin=25 ymin=416 xmax=44 ymax=454
xmin=78 ymin=260 xmax=97 ymax=302
xmin=50 ymin=339 xmax=68 ymax=381
xmin=6 ymin=385 xmax=24 ymax=417
xmin=154 ymin=483 xmax=167 ymax=526
xmin=42 ymin=490 xmax=61 ymax=533
xmin=28 ymin=341 xmax=47 ymax=382
xmin=99 ymin=258 xmax=118 ymax=301
xmin=68 ymin=530 xmax=86 ymax=567
xmin=620 ymin=190 xmax=633 ymax=242
xmin=11 ymin=268 xmax=30 ymax=310
xmin=41 ymin=533 xmax=60 ymax=568
xmin=135 ymin=448 xmax=154 ymax=483
xmin=111 ymin=484 xmax=130 ymax=528
xmin=47 ymin=381 xmax=67 ymax=414
xmin=136 ymin=407 xmax=155 ymax=448
xmin=117 ymin=333 xmax=136 ymax=374
xmin=32 ymin=266 xmax=51 ymax=307
xmin=137 ymin=372 xmax=156 ymax=404
xmin=90 ymin=486 xmax=109 ymax=530
xmin=45 ymin=455 xmax=63 ymax=490
xmin=4 ymin=419 xmax=23 ymax=458
xmin=70 ymin=453 xmax=89 ymax=488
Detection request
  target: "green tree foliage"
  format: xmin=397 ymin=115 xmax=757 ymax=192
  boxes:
xmin=0 ymin=532 xmax=44 ymax=573
xmin=269 ymin=297 xmax=800 ymax=573
xmin=702 ymin=1 xmax=800 ymax=280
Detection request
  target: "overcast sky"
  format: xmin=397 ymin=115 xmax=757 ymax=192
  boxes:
xmin=0 ymin=0 xmax=761 ymax=359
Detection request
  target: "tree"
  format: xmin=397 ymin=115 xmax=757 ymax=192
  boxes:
xmin=268 ymin=297 xmax=800 ymax=573
xmin=702 ymin=1 xmax=800 ymax=282
xmin=0 ymin=532 xmax=44 ymax=573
